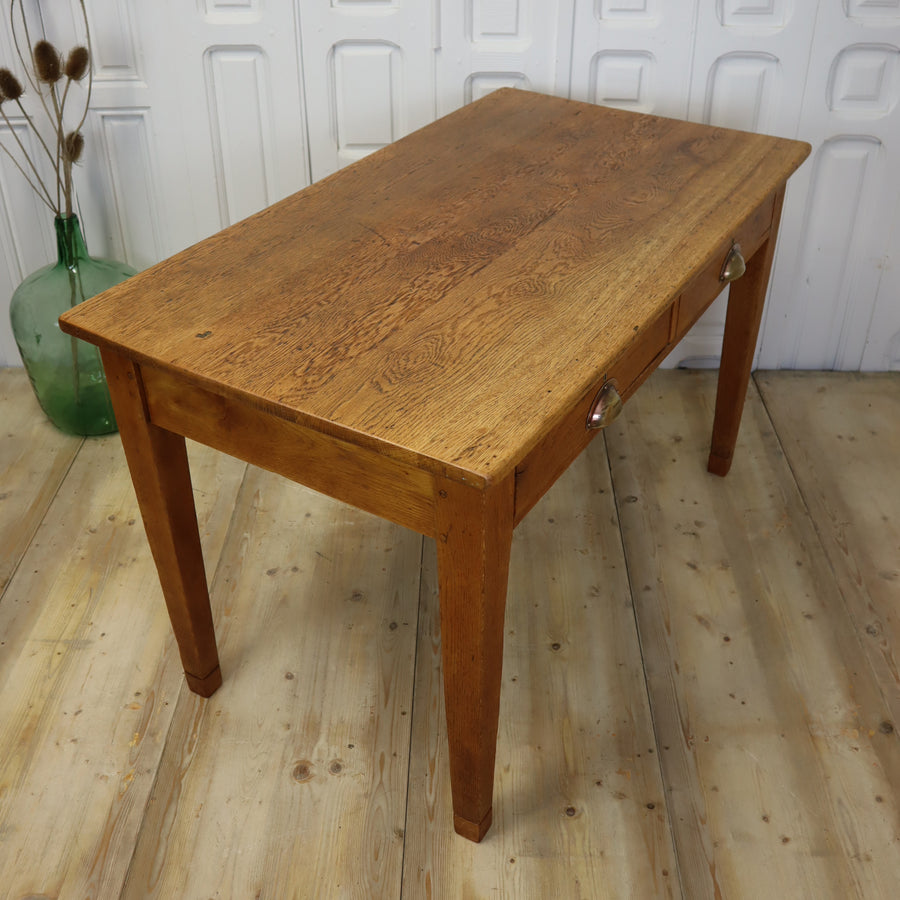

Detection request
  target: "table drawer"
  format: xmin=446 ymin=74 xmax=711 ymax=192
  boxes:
xmin=513 ymin=192 xmax=776 ymax=525
xmin=675 ymin=190 xmax=776 ymax=337
xmin=514 ymin=306 xmax=671 ymax=524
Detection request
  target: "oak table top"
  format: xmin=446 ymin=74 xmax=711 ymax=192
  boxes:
xmin=61 ymin=88 xmax=807 ymax=487
xmin=60 ymin=89 xmax=810 ymax=843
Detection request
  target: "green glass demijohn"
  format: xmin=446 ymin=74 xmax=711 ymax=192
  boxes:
xmin=9 ymin=215 xmax=136 ymax=435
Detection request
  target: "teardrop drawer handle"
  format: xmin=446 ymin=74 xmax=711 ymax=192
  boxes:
xmin=719 ymin=243 xmax=746 ymax=283
xmin=586 ymin=379 xmax=623 ymax=430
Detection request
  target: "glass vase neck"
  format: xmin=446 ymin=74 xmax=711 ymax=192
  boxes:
xmin=55 ymin=215 xmax=89 ymax=269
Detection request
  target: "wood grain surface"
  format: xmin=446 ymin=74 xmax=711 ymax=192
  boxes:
xmin=60 ymin=89 xmax=809 ymax=483
xmin=102 ymin=349 xmax=223 ymax=695
xmin=403 ymin=439 xmax=678 ymax=898
xmin=606 ymin=371 xmax=900 ymax=900
xmin=0 ymin=369 xmax=81 ymax=593
xmin=1 ymin=370 xmax=898 ymax=896
xmin=0 ymin=387 xmax=246 ymax=898
xmin=757 ymin=372 xmax=900 ymax=732
xmin=121 ymin=467 xmax=422 ymax=899
xmin=708 ymin=186 xmax=786 ymax=475
xmin=433 ymin=473 xmax=515 ymax=839
xmin=139 ymin=362 xmax=437 ymax=533
xmin=54 ymin=90 xmax=809 ymax=845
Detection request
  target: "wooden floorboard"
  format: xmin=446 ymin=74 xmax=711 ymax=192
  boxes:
xmin=0 ymin=369 xmax=247 ymax=899
xmin=402 ymin=436 xmax=678 ymax=899
xmin=121 ymin=466 xmax=423 ymax=898
xmin=0 ymin=368 xmax=897 ymax=898
xmin=756 ymin=372 xmax=900 ymax=730
xmin=605 ymin=370 xmax=900 ymax=900
xmin=0 ymin=369 xmax=82 ymax=594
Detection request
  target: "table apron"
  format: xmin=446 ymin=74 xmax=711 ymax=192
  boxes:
xmin=513 ymin=189 xmax=779 ymax=526
xmin=136 ymin=364 xmax=438 ymax=537
xmin=121 ymin=190 xmax=779 ymax=541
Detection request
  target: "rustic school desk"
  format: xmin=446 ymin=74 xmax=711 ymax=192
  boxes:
xmin=59 ymin=89 xmax=809 ymax=842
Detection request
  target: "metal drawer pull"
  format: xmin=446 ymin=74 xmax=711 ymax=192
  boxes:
xmin=586 ymin=379 xmax=623 ymax=430
xmin=719 ymin=242 xmax=746 ymax=283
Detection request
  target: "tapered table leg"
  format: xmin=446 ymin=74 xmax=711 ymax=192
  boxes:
xmin=101 ymin=349 xmax=222 ymax=697
xmin=435 ymin=474 xmax=515 ymax=842
xmin=708 ymin=187 xmax=787 ymax=477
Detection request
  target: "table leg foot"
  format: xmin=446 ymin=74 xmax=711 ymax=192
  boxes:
xmin=454 ymin=807 xmax=493 ymax=843
xmin=709 ymin=186 xmax=787 ymax=477
xmin=184 ymin=665 xmax=223 ymax=698
xmin=436 ymin=474 xmax=515 ymax=844
xmin=707 ymin=450 xmax=733 ymax=477
xmin=101 ymin=349 xmax=222 ymax=694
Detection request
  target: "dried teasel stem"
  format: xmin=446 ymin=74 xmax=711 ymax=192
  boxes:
xmin=2 ymin=0 xmax=94 ymax=218
xmin=8 ymin=3 xmax=62 ymax=187
xmin=48 ymin=84 xmax=64 ymax=211
xmin=72 ymin=2 xmax=93 ymax=138
xmin=0 ymin=63 xmax=60 ymax=190
xmin=0 ymin=67 xmax=23 ymax=100
xmin=33 ymin=40 xmax=62 ymax=84
xmin=0 ymin=143 xmax=55 ymax=211
xmin=65 ymin=46 xmax=89 ymax=82
xmin=64 ymin=131 xmax=84 ymax=165
xmin=61 ymin=3 xmax=93 ymax=215
xmin=10 ymin=0 xmax=40 ymax=95
xmin=62 ymin=130 xmax=84 ymax=207
xmin=0 ymin=85 xmax=56 ymax=209
xmin=3 ymin=0 xmax=98 ymax=410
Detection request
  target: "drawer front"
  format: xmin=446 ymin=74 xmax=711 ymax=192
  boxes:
xmin=612 ymin=304 xmax=673 ymax=402
xmin=676 ymin=190 xmax=776 ymax=336
xmin=513 ymin=190 xmax=777 ymax=526
xmin=513 ymin=306 xmax=671 ymax=524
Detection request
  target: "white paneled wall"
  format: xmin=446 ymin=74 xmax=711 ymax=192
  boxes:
xmin=569 ymin=0 xmax=697 ymax=119
xmin=298 ymin=0 xmax=434 ymax=178
xmin=678 ymin=2 xmax=819 ymax=366
xmin=435 ymin=0 xmax=565 ymax=115
xmin=1 ymin=0 xmax=899 ymax=370
xmin=759 ymin=1 xmax=900 ymax=370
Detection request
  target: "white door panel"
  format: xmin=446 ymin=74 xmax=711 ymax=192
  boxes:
xmin=435 ymin=0 xmax=566 ymax=115
xmin=2 ymin=1 xmax=899 ymax=371
xmin=568 ymin=1 xmax=699 ymax=119
xmin=662 ymin=0 xmax=819 ymax=368
xmin=758 ymin=3 xmax=900 ymax=370
xmin=140 ymin=0 xmax=310 ymax=239
xmin=298 ymin=1 xmax=435 ymax=180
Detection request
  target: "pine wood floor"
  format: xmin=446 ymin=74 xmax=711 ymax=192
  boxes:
xmin=1 ymin=368 xmax=898 ymax=899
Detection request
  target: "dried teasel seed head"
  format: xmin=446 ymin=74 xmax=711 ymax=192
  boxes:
xmin=64 ymin=131 xmax=85 ymax=164
xmin=65 ymin=46 xmax=90 ymax=81
xmin=33 ymin=40 xmax=63 ymax=83
xmin=0 ymin=68 xmax=25 ymax=102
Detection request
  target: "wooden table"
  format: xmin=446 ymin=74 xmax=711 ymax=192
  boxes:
xmin=59 ymin=89 xmax=809 ymax=842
